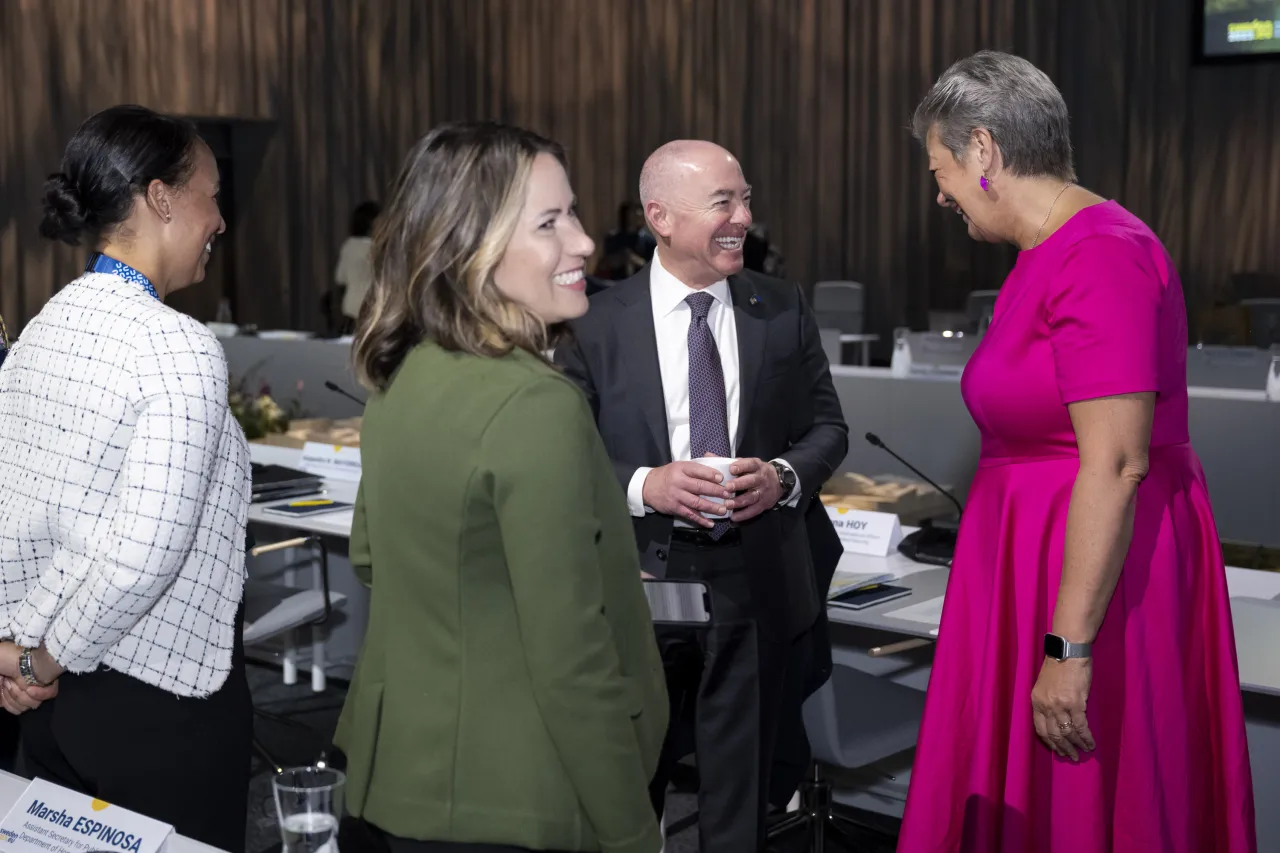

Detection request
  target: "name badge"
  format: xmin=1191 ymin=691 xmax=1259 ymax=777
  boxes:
xmin=0 ymin=778 xmax=172 ymax=853
xmin=299 ymin=442 xmax=363 ymax=482
xmin=825 ymin=507 xmax=904 ymax=557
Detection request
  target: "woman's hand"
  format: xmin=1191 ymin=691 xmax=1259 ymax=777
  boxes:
xmin=0 ymin=641 xmax=64 ymax=682
xmin=0 ymin=676 xmax=58 ymax=716
xmin=1031 ymin=657 xmax=1096 ymax=761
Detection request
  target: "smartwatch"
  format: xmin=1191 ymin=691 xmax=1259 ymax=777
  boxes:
xmin=1043 ymin=633 xmax=1092 ymax=662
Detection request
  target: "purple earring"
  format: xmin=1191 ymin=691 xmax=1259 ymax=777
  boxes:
xmin=980 ymin=175 xmax=991 ymax=192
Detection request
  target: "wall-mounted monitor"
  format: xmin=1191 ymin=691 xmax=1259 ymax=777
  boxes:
xmin=1199 ymin=1 xmax=1280 ymax=61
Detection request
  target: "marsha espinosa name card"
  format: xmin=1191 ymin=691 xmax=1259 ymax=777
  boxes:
xmin=0 ymin=778 xmax=172 ymax=853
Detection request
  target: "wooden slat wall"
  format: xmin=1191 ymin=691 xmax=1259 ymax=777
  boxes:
xmin=2 ymin=0 xmax=1278 ymax=342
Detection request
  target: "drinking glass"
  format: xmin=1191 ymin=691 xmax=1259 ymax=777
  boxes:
xmin=274 ymin=766 xmax=345 ymax=853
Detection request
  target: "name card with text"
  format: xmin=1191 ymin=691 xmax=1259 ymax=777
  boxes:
xmin=826 ymin=507 xmax=904 ymax=557
xmin=299 ymin=442 xmax=362 ymax=482
xmin=0 ymin=778 xmax=172 ymax=853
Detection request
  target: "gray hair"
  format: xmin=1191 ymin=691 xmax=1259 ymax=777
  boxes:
xmin=912 ymin=51 xmax=1076 ymax=182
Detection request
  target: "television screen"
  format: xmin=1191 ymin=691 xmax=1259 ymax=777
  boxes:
xmin=1202 ymin=1 xmax=1280 ymax=58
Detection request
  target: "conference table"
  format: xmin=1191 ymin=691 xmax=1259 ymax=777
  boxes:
xmin=827 ymin=538 xmax=1280 ymax=848
xmin=248 ymin=441 xmax=1280 ymax=848
xmin=218 ymin=333 xmax=1280 ymax=548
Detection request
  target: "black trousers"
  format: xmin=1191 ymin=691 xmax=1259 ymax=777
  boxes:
xmin=647 ymin=533 xmax=789 ymax=853
xmin=18 ymin=607 xmax=254 ymax=853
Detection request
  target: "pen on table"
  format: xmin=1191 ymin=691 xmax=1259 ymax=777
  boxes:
xmin=289 ymin=499 xmax=334 ymax=507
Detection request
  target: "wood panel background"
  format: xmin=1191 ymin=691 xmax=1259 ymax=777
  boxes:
xmin=3 ymin=0 xmax=1279 ymax=346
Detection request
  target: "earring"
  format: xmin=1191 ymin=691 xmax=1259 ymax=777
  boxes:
xmin=980 ymin=175 xmax=991 ymax=192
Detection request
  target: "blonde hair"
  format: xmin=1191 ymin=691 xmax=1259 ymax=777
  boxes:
xmin=352 ymin=121 xmax=568 ymax=392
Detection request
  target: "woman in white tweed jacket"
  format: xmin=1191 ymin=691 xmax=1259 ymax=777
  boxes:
xmin=0 ymin=106 xmax=252 ymax=851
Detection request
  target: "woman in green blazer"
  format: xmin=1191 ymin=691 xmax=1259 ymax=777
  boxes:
xmin=336 ymin=121 xmax=667 ymax=853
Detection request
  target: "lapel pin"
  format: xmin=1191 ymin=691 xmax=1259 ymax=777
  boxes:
xmin=749 ymin=294 xmax=759 ymax=306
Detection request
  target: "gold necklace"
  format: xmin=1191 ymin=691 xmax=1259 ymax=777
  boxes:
xmin=1031 ymin=182 xmax=1073 ymax=249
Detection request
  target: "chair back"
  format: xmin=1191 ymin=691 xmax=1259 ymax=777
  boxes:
xmin=819 ymin=328 xmax=842 ymax=367
xmin=802 ymin=655 xmax=925 ymax=770
xmin=813 ymin=281 xmax=865 ymax=334
xmin=966 ymin=289 xmax=999 ymax=333
xmin=1243 ymin=298 xmax=1280 ymax=348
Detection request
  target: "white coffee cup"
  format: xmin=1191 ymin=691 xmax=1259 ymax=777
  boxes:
xmin=696 ymin=456 xmax=736 ymax=519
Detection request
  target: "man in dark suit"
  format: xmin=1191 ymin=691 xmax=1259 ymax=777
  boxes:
xmin=555 ymin=140 xmax=847 ymax=852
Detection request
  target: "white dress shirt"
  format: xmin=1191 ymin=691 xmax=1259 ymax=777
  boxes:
xmin=0 ymin=273 xmax=251 ymax=698
xmin=626 ymin=252 xmax=801 ymax=517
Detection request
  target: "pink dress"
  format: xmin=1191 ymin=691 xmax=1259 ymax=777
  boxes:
xmin=896 ymin=201 xmax=1256 ymax=852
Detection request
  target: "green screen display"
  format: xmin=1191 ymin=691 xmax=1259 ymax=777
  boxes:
xmin=1204 ymin=0 xmax=1280 ymax=56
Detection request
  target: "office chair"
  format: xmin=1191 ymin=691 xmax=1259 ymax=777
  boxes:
xmin=813 ymin=281 xmax=866 ymax=332
xmin=766 ymin=658 xmax=924 ymax=851
xmin=245 ymin=534 xmax=348 ymax=772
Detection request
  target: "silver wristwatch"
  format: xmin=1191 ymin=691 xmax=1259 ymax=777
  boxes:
xmin=18 ymin=647 xmax=43 ymax=687
xmin=1043 ymin=633 xmax=1091 ymax=661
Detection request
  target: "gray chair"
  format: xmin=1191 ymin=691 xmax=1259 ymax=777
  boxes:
xmin=966 ymin=290 xmax=999 ymax=334
xmin=1242 ymin=299 xmax=1280 ymax=348
xmin=820 ymin=328 xmax=842 ymax=369
xmin=245 ymin=534 xmax=348 ymax=772
xmin=766 ymin=657 xmax=925 ymax=851
xmin=814 ymin=281 xmax=866 ymax=336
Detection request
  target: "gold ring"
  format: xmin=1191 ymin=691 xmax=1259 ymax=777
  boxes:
xmin=1058 ymin=722 xmax=1073 ymax=731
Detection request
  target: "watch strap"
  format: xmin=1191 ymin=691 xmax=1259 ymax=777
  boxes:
xmin=1044 ymin=633 xmax=1092 ymax=661
xmin=17 ymin=647 xmax=41 ymax=686
xmin=769 ymin=460 xmax=796 ymax=493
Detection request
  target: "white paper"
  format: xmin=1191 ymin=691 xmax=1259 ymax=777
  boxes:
xmin=825 ymin=508 xmax=904 ymax=557
xmin=884 ymin=595 xmax=945 ymax=627
xmin=0 ymin=778 xmax=172 ymax=853
xmin=299 ymin=442 xmax=362 ymax=483
xmin=828 ymin=571 xmax=898 ymax=598
xmin=1226 ymin=566 xmax=1280 ymax=601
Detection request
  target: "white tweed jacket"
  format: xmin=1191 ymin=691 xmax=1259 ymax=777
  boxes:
xmin=0 ymin=272 xmax=251 ymax=697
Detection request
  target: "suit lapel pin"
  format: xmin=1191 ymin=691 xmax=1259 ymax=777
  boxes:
xmin=749 ymin=294 xmax=759 ymax=306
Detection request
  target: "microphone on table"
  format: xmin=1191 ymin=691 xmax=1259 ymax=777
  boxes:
xmin=324 ymin=380 xmax=366 ymax=409
xmin=864 ymin=432 xmax=962 ymax=567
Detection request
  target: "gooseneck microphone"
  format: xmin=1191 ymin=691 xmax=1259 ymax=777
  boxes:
xmin=864 ymin=432 xmax=963 ymax=519
xmin=324 ymin=380 xmax=366 ymax=409
xmin=864 ymin=432 xmax=961 ymax=566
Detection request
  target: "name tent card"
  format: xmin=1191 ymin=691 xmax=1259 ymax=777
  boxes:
xmin=0 ymin=778 xmax=172 ymax=853
xmin=299 ymin=442 xmax=362 ymax=482
xmin=826 ymin=507 xmax=904 ymax=557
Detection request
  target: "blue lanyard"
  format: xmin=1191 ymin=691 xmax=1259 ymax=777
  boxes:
xmin=85 ymin=253 xmax=159 ymax=301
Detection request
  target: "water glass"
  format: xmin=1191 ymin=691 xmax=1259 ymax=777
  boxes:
xmin=274 ymin=766 xmax=345 ymax=853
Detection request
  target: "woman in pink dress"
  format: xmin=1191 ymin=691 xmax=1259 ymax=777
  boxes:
xmin=897 ymin=51 xmax=1256 ymax=853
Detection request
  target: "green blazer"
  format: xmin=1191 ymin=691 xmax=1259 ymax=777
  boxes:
xmin=334 ymin=342 xmax=667 ymax=853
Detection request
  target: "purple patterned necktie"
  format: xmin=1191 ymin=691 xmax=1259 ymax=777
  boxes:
xmin=686 ymin=292 xmax=732 ymax=539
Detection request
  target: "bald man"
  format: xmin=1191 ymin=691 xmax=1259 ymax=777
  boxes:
xmin=556 ymin=141 xmax=847 ymax=852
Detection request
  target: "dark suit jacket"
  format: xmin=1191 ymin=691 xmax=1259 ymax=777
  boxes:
xmin=555 ymin=266 xmax=848 ymax=641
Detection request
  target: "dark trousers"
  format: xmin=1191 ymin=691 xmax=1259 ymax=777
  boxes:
xmin=647 ymin=533 xmax=789 ymax=853
xmin=19 ymin=608 xmax=254 ymax=853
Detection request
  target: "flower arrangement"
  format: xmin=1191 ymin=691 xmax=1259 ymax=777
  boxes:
xmin=229 ymin=364 xmax=305 ymax=440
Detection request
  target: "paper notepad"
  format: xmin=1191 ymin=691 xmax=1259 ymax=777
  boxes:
xmin=828 ymin=571 xmax=898 ymax=599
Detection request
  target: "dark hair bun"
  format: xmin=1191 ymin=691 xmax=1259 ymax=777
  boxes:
xmin=39 ymin=172 xmax=88 ymax=245
xmin=39 ymin=105 xmax=199 ymax=248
